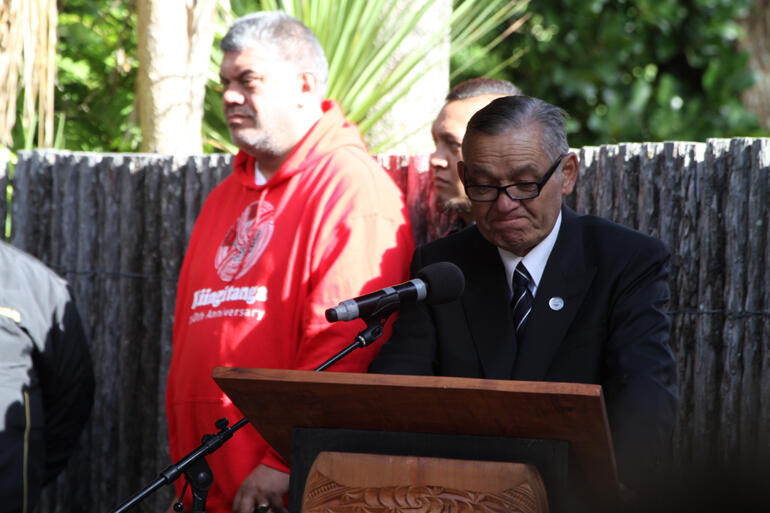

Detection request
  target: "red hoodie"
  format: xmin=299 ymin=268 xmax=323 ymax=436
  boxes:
xmin=166 ymin=100 xmax=414 ymax=511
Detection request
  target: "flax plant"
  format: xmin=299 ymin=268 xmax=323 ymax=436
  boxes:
xmin=0 ymin=0 xmax=57 ymax=149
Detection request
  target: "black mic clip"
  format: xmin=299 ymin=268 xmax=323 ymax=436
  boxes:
xmin=366 ymin=293 xmax=400 ymax=323
xmin=353 ymin=291 xmax=401 ymax=347
xmin=354 ymin=316 xmax=386 ymax=348
xmin=347 ymin=286 xmax=402 ymax=349
xmin=315 ymin=307 xmax=390 ymax=372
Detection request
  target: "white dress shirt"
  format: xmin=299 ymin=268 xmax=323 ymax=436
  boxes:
xmin=497 ymin=211 xmax=562 ymax=299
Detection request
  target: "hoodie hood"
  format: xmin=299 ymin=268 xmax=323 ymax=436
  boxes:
xmin=232 ymin=100 xmax=370 ymax=190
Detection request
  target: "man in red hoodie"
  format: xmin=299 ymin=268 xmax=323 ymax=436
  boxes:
xmin=165 ymin=11 xmax=414 ymax=513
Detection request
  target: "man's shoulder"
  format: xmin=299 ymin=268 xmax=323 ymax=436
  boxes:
xmin=320 ymin=145 xmax=390 ymax=186
xmin=417 ymin=225 xmax=488 ymax=263
xmin=426 ymin=223 xmax=482 ymax=245
xmin=0 ymin=241 xmax=68 ymax=289
xmin=568 ymin=210 xmax=669 ymax=259
xmin=311 ymin=146 xmax=406 ymax=210
xmin=0 ymin=242 xmax=71 ymax=316
xmin=329 ymin=143 xmax=378 ymax=169
xmin=194 ymin=172 xmax=251 ymax=219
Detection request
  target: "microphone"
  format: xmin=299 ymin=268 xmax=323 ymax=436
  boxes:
xmin=325 ymin=261 xmax=465 ymax=322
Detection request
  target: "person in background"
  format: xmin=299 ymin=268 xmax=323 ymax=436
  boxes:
xmin=0 ymin=241 xmax=94 ymax=513
xmin=430 ymin=77 xmax=521 ymax=235
xmin=165 ymin=11 xmax=414 ymax=513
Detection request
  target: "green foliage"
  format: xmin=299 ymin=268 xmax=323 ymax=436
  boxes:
xmin=203 ymin=0 xmax=527 ymax=153
xmin=453 ymin=0 xmax=761 ymax=146
xmin=33 ymin=0 xmax=764 ymax=153
xmin=54 ymin=0 xmax=140 ymax=152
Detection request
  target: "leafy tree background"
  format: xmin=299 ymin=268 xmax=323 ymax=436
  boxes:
xmin=31 ymin=0 xmax=768 ymax=153
xmin=452 ymin=0 xmax=762 ymax=147
xmin=55 ymin=0 xmax=139 ymax=152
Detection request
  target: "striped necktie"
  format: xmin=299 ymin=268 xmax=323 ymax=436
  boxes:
xmin=511 ymin=262 xmax=534 ymax=336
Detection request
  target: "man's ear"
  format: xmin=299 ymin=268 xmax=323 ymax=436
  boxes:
xmin=457 ymin=160 xmax=466 ymax=183
xmin=560 ymin=152 xmax=578 ymax=196
xmin=297 ymin=71 xmax=320 ymax=105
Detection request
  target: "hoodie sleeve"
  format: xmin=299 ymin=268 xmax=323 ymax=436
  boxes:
xmin=261 ymin=153 xmax=414 ymax=471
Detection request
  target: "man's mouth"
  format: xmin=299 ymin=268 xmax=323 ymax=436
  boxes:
xmin=226 ymin=111 xmax=253 ymax=124
xmin=433 ymin=170 xmax=454 ymax=185
xmin=489 ymin=215 xmax=528 ymax=227
xmin=227 ymin=115 xmax=247 ymax=123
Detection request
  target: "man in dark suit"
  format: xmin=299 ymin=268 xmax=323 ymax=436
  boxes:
xmin=369 ymin=95 xmax=678 ymax=497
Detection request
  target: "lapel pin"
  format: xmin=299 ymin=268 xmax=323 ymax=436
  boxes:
xmin=548 ymin=297 xmax=564 ymax=311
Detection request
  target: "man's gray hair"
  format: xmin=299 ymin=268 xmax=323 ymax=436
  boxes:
xmin=445 ymin=77 xmax=521 ymax=102
xmin=221 ymin=11 xmax=328 ymax=97
xmin=463 ymin=95 xmax=569 ymax=162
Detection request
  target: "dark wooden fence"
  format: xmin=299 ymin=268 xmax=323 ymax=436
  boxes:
xmin=5 ymin=139 xmax=769 ymax=512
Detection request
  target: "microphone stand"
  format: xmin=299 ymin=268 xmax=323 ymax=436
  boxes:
xmin=110 ymin=417 xmax=248 ymax=513
xmin=316 ymin=293 xmax=397 ymax=371
xmin=315 ymin=312 xmax=389 ymax=371
xmin=109 ymin=309 xmax=392 ymax=512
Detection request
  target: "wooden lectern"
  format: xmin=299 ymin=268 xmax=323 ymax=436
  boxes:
xmin=213 ymin=367 xmax=619 ymax=512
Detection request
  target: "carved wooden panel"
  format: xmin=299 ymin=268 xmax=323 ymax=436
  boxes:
xmin=301 ymin=452 xmax=548 ymax=513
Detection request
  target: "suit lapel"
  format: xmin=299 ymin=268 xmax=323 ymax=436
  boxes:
xmin=460 ymin=228 xmax=518 ymax=380
xmin=512 ymin=207 xmax=596 ymax=380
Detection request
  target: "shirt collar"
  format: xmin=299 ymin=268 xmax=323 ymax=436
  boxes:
xmin=497 ymin=211 xmax=562 ymax=297
xmin=254 ymin=160 xmax=267 ymax=186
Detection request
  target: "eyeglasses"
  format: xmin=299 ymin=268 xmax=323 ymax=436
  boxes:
xmin=464 ymin=153 xmax=568 ymax=202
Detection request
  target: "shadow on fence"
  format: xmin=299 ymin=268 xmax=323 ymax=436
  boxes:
xmin=5 ymin=139 xmax=769 ymax=512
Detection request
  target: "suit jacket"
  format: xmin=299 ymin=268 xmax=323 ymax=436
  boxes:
xmin=370 ymin=206 xmax=678 ymax=490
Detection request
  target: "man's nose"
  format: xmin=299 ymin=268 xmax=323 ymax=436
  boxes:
xmin=494 ymin=188 xmax=521 ymax=210
xmin=223 ymin=88 xmax=245 ymax=105
xmin=430 ymin=150 xmax=448 ymax=170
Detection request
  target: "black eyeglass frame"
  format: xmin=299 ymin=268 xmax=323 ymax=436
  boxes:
xmin=463 ymin=152 xmax=568 ymax=203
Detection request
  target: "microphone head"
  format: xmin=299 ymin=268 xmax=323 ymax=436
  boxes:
xmin=416 ymin=261 xmax=465 ymax=305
